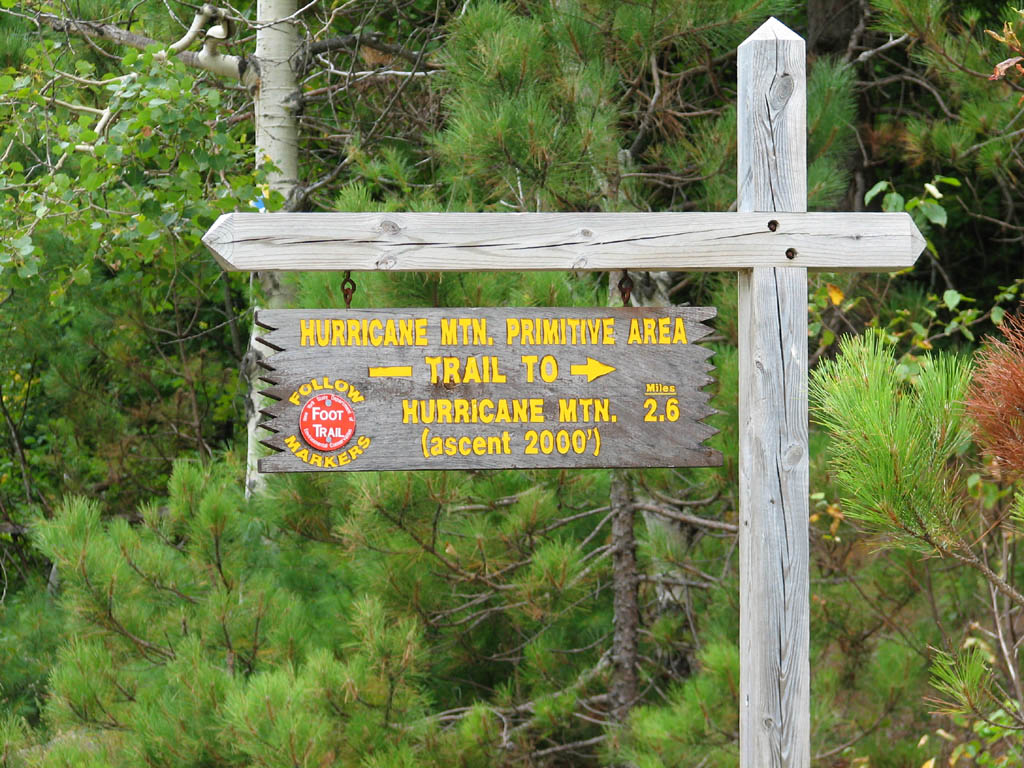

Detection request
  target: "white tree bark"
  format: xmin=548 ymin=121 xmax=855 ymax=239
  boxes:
xmin=245 ymin=0 xmax=301 ymax=497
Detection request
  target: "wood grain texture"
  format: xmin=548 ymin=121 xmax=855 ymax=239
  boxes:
xmin=204 ymin=211 xmax=924 ymax=273
xmin=737 ymin=18 xmax=811 ymax=768
xmin=255 ymin=307 xmax=722 ymax=472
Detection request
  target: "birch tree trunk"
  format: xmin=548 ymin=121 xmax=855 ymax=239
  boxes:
xmin=245 ymin=0 xmax=301 ymax=496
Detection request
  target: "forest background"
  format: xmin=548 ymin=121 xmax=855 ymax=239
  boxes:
xmin=1 ymin=0 xmax=1024 ymax=765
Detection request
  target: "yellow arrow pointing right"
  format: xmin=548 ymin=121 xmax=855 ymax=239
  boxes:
xmin=570 ymin=357 xmax=616 ymax=383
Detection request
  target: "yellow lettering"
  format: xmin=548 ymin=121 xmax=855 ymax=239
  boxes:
xmin=539 ymin=355 xmax=558 ymax=383
xmin=285 ymin=435 xmax=302 ymax=451
xmin=402 ymin=400 xmax=418 ymax=424
xmin=347 ymin=318 xmax=362 ymax=346
xmin=331 ymin=318 xmax=345 ymax=346
xmin=315 ymin=319 xmax=330 ymax=347
xmin=490 ymin=357 xmax=507 ymax=383
xmin=441 ymin=318 xmax=457 ymax=345
xmin=479 ymin=399 xmax=494 ymax=424
xmin=425 ymin=356 xmax=442 ymax=383
xmin=522 ymin=319 xmax=536 ymax=345
xmin=506 ymin=318 xmax=521 ymax=345
xmin=498 ymin=399 xmax=513 ymax=423
xmin=558 ymin=398 xmax=577 ymax=422
xmin=415 ymin=318 xmax=428 ymax=345
xmin=443 ymin=357 xmax=461 ymax=383
xmin=529 ymin=398 xmax=544 ymax=423
xmin=454 ymin=400 xmax=470 ymax=423
xmin=603 ymin=317 xmax=615 ymax=344
xmin=300 ymin=319 xmax=316 ymax=347
xmin=398 ymin=319 xmax=414 ymax=346
xmin=643 ymin=318 xmax=656 ymax=343
xmin=309 ymin=453 xmax=323 ymax=468
xmin=579 ymin=398 xmax=593 ymax=421
xmin=542 ymin=318 xmax=559 ymax=345
xmin=673 ymin=317 xmax=688 ymax=344
xmin=567 ymin=318 xmax=581 ymax=345
xmin=436 ymin=400 xmax=453 ymax=422
xmin=472 ymin=318 xmax=487 ymax=345
xmin=368 ymin=318 xmax=383 ymax=346
xmin=521 ymin=355 xmax=538 ymax=382
xmin=627 ymin=319 xmax=641 ymax=344
xmin=384 ymin=320 xmax=398 ymax=346
xmin=463 ymin=356 xmax=481 ymax=384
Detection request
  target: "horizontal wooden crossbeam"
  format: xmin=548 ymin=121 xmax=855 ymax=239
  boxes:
xmin=204 ymin=211 xmax=925 ymax=273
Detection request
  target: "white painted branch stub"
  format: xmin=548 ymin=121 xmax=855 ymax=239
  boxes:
xmin=204 ymin=211 xmax=924 ymax=273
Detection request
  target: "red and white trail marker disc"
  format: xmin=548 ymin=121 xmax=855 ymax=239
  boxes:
xmin=299 ymin=392 xmax=356 ymax=451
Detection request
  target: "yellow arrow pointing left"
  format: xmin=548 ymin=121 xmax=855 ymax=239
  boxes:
xmin=570 ymin=357 xmax=616 ymax=383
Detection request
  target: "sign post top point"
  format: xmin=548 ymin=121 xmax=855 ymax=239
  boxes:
xmin=741 ymin=17 xmax=804 ymax=45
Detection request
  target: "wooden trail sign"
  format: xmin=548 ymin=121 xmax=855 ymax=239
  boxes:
xmin=256 ymin=307 xmax=720 ymax=472
xmin=205 ymin=17 xmax=925 ymax=768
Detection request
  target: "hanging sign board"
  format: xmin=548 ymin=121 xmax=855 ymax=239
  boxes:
xmin=255 ymin=307 xmax=720 ymax=472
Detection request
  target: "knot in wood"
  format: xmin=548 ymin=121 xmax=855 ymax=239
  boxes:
xmin=580 ymin=228 xmax=593 ymax=238
xmin=378 ymin=219 xmax=401 ymax=235
xmin=768 ymin=73 xmax=795 ymax=110
xmin=784 ymin=442 xmax=804 ymax=467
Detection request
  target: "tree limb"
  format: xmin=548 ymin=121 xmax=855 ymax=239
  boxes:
xmin=304 ymin=31 xmax=441 ymax=71
xmin=632 ymin=501 xmax=738 ymax=534
xmin=36 ymin=12 xmax=254 ymax=84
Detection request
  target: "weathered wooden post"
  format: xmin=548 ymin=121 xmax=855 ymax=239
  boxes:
xmin=737 ymin=19 xmax=810 ymax=768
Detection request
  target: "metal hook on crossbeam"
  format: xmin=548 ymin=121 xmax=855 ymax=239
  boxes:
xmin=618 ymin=271 xmax=633 ymax=306
xmin=341 ymin=271 xmax=357 ymax=308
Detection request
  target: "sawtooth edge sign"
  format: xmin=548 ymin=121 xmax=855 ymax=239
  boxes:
xmin=255 ymin=307 xmax=721 ymax=472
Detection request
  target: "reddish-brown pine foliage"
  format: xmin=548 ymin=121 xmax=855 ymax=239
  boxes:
xmin=966 ymin=310 xmax=1024 ymax=478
